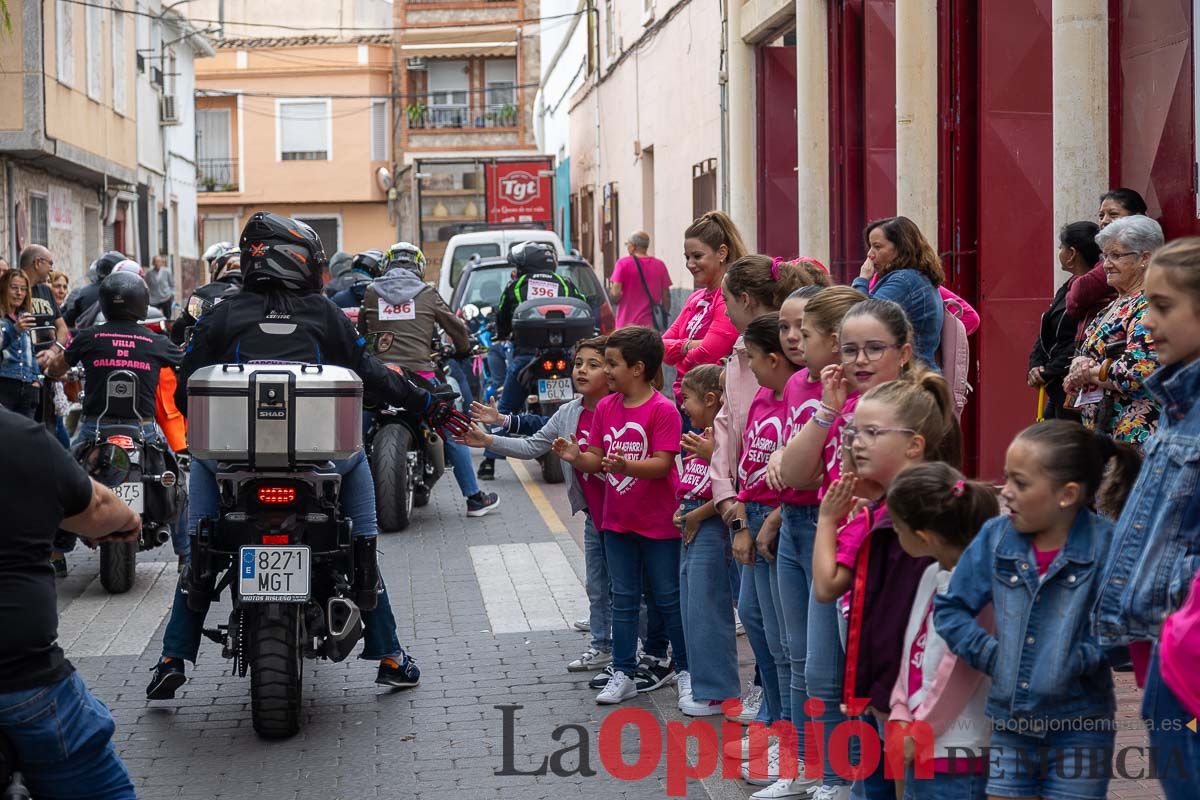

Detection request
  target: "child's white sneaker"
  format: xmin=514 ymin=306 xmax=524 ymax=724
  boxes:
xmin=567 ymin=647 xmax=612 ymax=672
xmin=595 ymin=670 xmax=637 ymax=704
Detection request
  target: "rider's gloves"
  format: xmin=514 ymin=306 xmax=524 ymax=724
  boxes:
xmin=423 ymin=384 xmax=472 ymax=437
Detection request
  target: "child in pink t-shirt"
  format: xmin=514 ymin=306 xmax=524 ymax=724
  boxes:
xmin=555 ymin=326 xmax=685 ymax=705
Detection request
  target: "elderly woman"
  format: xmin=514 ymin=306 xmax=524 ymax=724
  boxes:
xmin=1066 ymin=188 xmax=1146 ymax=344
xmin=1064 ymin=214 xmax=1163 ymax=448
xmin=48 ymin=271 xmax=70 ymax=309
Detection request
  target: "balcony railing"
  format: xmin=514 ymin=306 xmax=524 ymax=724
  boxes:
xmin=406 ymin=103 xmax=519 ymax=130
xmin=198 ymin=158 xmax=239 ymax=192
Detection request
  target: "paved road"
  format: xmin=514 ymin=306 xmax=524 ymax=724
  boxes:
xmin=54 ymin=455 xmax=1164 ymax=800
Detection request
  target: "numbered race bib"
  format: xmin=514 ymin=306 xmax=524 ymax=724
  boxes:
xmin=378 ymin=299 xmax=416 ymax=321
xmin=528 ymin=279 xmax=560 ymax=299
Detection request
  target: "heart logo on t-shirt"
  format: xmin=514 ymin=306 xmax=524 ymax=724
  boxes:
xmin=603 ymin=421 xmax=649 ymax=494
xmin=786 ymin=398 xmax=822 ymax=440
xmin=740 ymin=415 xmax=783 ymax=489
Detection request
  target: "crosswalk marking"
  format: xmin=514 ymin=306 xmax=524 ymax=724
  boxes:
xmin=58 ymin=561 xmax=178 ymax=658
xmin=469 ymin=542 xmax=589 ymax=634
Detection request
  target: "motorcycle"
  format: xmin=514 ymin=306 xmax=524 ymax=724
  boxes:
xmin=184 ymin=360 xmax=379 ymax=739
xmin=511 ymin=296 xmax=595 ymax=484
xmin=363 ymin=333 xmax=447 ymax=532
xmin=75 ymin=370 xmax=181 ymax=594
xmin=459 ymin=303 xmax=501 ymax=407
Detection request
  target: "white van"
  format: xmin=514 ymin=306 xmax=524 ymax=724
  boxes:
xmin=437 ymin=229 xmax=565 ymax=302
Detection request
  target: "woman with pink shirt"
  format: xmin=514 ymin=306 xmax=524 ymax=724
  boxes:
xmin=663 ymin=211 xmax=747 ymax=416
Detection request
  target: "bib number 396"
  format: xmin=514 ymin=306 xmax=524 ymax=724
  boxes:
xmin=528 ymin=279 xmax=560 ymax=299
xmin=379 ymin=299 xmax=416 ymax=320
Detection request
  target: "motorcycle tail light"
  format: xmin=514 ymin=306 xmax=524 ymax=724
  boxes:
xmin=262 ymin=534 xmax=290 ymax=545
xmin=257 ymin=486 xmax=296 ymax=505
xmin=556 ymin=359 xmax=568 ymax=371
xmin=542 ymin=359 xmax=554 ymax=371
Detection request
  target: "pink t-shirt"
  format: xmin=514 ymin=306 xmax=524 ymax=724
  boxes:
xmin=821 ymin=393 xmax=862 ymax=496
xmin=1159 ymin=569 xmax=1200 ymax=719
xmin=1034 ymin=547 xmax=1060 ymax=576
xmin=737 ymin=387 xmax=788 ymax=506
xmin=676 ymin=433 xmax=713 ymax=502
xmin=575 ymin=406 xmax=606 ymax=520
xmin=781 ymin=369 xmax=824 ymax=506
xmin=836 ymin=505 xmax=875 ymax=568
xmin=592 ymin=391 xmax=682 ymax=539
xmin=611 ymin=255 xmax=672 ymax=329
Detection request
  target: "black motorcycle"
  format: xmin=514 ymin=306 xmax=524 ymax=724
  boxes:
xmin=512 ymin=297 xmax=595 ymax=483
xmin=184 ymin=362 xmax=379 ymax=739
xmin=75 ymin=370 xmax=181 ymax=593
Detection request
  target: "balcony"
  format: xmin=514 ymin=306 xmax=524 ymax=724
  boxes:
xmin=198 ymin=158 xmax=239 ymax=193
xmin=406 ymin=103 xmax=519 ymax=130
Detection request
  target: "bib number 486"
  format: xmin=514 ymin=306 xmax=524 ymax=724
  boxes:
xmin=379 ymin=299 xmax=415 ymax=321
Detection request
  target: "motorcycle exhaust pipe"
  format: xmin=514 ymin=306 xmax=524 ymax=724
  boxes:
xmin=326 ymin=597 xmax=362 ymax=641
xmin=154 ymin=527 xmax=171 ymax=545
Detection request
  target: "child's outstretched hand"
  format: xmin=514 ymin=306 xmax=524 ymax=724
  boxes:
xmin=470 ymin=398 xmax=503 ymax=426
xmin=680 ymin=428 xmax=714 ymax=461
xmin=601 ymin=454 xmax=628 ymax=475
xmin=552 ymin=435 xmax=582 ymax=463
xmin=819 ymin=475 xmax=857 ymax=523
xmin=820 ymin=363 xmax=849 ymax=411
xmin=454 ymin=424 xmax=491 ymax=449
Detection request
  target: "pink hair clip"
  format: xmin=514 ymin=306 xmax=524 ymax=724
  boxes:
xmin=952 ymin=479 xmax=965 ymax=497
xmin=770 ymin=256 xmax=783 ymax=280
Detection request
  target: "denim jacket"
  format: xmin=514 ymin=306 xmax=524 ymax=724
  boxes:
xmin=0 ymin=317 xmax=38 ymax=384
xmin=934 ymin=509 xmax=1115 ymax=734
xmin=1093 ymin=357 xmax=1200 ymax=647
xmin=852 ymin=268 xmax=944 ymax=368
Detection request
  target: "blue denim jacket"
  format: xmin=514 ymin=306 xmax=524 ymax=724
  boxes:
xmin=0 ymin=317 xmax=38 ymax=384
xmin=852 ymin=268 xmax=944 ymax=369
xmin=1093 ymin=357 xmax=1200 ymax=647
xmin=934 ymin=509 xmax=1115 ymax=734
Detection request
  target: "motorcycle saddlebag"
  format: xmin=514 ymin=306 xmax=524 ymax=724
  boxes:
xmin=511 ymin=297 xmax=595 ymax=351
xmin=187 ymin=363 xmax=363 ymax=467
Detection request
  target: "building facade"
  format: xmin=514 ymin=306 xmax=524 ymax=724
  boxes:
xmin=193 ymin=35 xmax=395 ymax=271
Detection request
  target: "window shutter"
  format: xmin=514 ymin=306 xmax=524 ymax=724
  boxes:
xmin=112 ymin=2 xmax=126 ymax=114
xmin=279 ymin=101 xmax=329 ymax=160
xmin=86 ymin=3 xmax=102 ymax=101
xmin=57 ymin=0 xmax=74 ymax=86
xmin=370 ymin=101 xmax=387 ymax=162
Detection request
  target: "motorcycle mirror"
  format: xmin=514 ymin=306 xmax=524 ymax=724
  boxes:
xmin=365 ymin=331 xmax=395 ymax=354
xmin=461 ymin=303 xmax=480 ymax=321
xmin=30 ymin=325 xmax=58 ymax=348
xmin=84 ymin=443 xmax=134 ymax=486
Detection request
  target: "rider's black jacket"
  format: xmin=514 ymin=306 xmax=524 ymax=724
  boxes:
xmin=62 ymin=283 xmax=101 ymax=328
xmin=495 ymin=271 xmax=585 ymax=341
xmin=175 ymin=289 xmax=431 ymax=417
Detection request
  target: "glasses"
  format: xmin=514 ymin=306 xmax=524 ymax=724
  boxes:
xmin=840 ymin=424 xmax=916 ymax=447
xmin=1102 ymin=250 xmax=1137 ymax=262
xmin=839 ymin=342 xmax=900 ymax=362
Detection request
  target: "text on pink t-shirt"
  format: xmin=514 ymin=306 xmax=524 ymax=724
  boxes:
xmin=592 ymin=391 xmax=682 ymax=539
xmin=781 ymin=368 xmax=824 ymax=506
xmin=737 ymin=386 xmax=788 ymax=506
xmin=677 ymin=431 xmax=714 ymax=502
xmin=575 ymin=406 xmax=606 ymax=520
xmin=611 ymin=255 xmax=672 ymax=329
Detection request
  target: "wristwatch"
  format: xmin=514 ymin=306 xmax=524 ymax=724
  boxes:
xmin=730 ymin=518 xmax=749 ymax=532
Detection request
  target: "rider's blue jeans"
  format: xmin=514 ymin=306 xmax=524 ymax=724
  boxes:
xmin=160 ymin=451 xmax=402 ymax=663
xmin=0 ymin=672 xmax=136 ymax=799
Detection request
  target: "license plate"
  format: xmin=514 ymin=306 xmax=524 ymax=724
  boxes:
xmin=114 ymin=482 xmax=143 ymax=513
xmin=238 ymin=546 xmax=311 ymax=603
xmin=537 ymin=378 xmax=573 ymax=402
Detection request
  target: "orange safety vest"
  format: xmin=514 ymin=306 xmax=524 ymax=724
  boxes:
xmin=155 ymin=367 xmax=187 ymax=452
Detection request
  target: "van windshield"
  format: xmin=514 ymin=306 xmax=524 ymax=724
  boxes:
xmin=449 ymin=243 xmax=502 ymax=287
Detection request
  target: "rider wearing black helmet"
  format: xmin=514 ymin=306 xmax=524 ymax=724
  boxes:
xmin=63 ymin=250 xmax=127 ymax=328
xmin=477 ymin=242 xmax=584 ymax=480
xmin=169 ymin=245 xmax=243 ymax=345
xmin=331 ymin=249 xmax=385 ymax=309
xmin=146 ymin=211 xmax=470 ymax=699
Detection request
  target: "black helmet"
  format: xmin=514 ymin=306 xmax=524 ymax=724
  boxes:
xmin=329 ymin=250 xmax=353 ymax=279
xmin=508 ymin=241 xmax=556 ymax=275
xmin=239 ymin=211 xmax=327 ymax=293
xmin=99 ymin=272 xmax=149 ymax=322
xmin=93 ymin=250 xmax=127 ymax=281
xmin=352 ymin=249 xmax=386 ymax=279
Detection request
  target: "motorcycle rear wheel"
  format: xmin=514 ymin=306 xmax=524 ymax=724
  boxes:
xmin=99 ymin=540 xmax=137 ymax=594
xmin=249 ymin=603 xmax=303 ymax=739
xmin=540 ymin=452 xmax=565 ymax=484
xmin=372 ymin=424 xmax=414 ymax=532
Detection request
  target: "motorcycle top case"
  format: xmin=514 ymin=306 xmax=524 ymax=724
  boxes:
xmin=511 ymin=297 xmax=595 ymax=350
xmin=187 ymin=363 xmax=363 ymax=467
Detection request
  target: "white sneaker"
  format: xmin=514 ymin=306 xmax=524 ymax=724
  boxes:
xmin=751 ymin=774 xmax=819 ymax=799
xmin=572 ymin=618 xmax=591 ymax=632
xmin=726 ymin=681 xmax=764 ymax=723
xmin=724 ymin=733 xmax=764 ymax=761
xmin=568 ymin=647 xmax=612 ymax=672
xmin=741 ymin=743 xmax=780 ymax=786
xmin=595 ymin=670 xmax=637 ymax=704
xmin=675 ymin=670 xmax=693 ymax=704
xmin=735 ymin=608 xmax=746 ymax=636
xmin=811 ymin=787 xmax=851 ymax=800
xmin=679 ymin=695 xmax=724 ymax=716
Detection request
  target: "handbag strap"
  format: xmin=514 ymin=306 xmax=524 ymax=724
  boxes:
xmin=630 ymin=254 xmax=659 ymax=309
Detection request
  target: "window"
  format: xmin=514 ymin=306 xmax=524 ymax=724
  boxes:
xmin=277 ymin=99 xmax=331 ymax=161
xmin=111 ymin=1 xmax=126 ymax=114
xmin=29 ymin=194 xmax=49 ymax=247
xmin=86 ymin=2 xmax=102 ymax=101
xmin=56 ymin=0 xmax=74 ymax=86
xmin=484 ymin=59 xmax=517 ymax=118
xmin=605 ymin=0 xmax=617 ymax=58
xmin=296 ymin=217 xmax=339 ymax=254
xmin=202 ymin=216 xmax=236 ymax=251
xmin=84 ymin=207 xmax=100 ymax=258
xmin=426 ymin=60 xmax=469 ymax=127
xmin=197 ymin=108 xmax=235 ymax=189
xmin=370 ymin=100 xmax=388 ymax=162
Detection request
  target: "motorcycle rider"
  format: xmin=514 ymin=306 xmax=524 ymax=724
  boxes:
xmin=360 ymin=242 xmax=500 ymax=517
xmin=169 ymin=244 xmax=242 ymax=345
xmin=62 ymin=250 xmax=127 ymax=329
xmin=477 ymin=241 xmax=585 ymax=480
xmin=323 ymin=250 xmax=355 ymax=298
xmin=331 ymin=248 xmax=384 ymax=309
xmin=145 ymin=211 xmax=470 ymax=698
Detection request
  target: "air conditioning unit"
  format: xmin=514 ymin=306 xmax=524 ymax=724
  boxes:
xmin=159 ymin=95 xmax=180 ymax=125
xmin=406 ymin=57 xmax=427 ymax=71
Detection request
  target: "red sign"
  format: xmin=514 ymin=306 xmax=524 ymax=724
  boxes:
xmin=485 ymin=161 xmax=553 ymax=226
